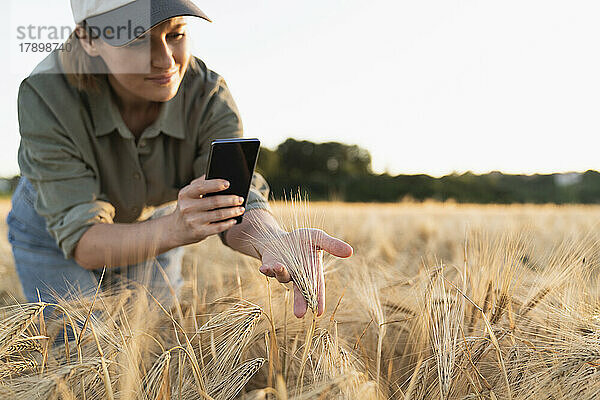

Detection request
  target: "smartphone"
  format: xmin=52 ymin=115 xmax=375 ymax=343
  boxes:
xmin=204 ymin=138 xmax=261 ymax=224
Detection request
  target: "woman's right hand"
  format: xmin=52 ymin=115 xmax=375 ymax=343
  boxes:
xmin=166 ymin=175 xmax=246 ymax=247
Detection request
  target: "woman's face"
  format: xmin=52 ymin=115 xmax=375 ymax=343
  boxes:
xmin=82 ymin=17 xmax=191 ymax=103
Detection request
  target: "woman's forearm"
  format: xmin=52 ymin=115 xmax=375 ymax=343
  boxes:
xmin=223 ymin=209 xmax=284 ymax=259
xmin=74 ymin=214 xmax=178 ymax=270
xmin=73 ymin=207 xmax=278 ymax=271
xmin=73 ymin=178 xmax=248 ymax=270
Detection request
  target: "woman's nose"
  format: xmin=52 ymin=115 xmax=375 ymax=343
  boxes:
xmin=151 ymin=38 xmax=176 ymax=70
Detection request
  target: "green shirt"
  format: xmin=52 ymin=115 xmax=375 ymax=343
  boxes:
xmin=17 ymin=51 xmax=272 ymax=260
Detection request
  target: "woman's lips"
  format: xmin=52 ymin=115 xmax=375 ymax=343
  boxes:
xmin=146 ymin=71 xmax=177 ymax=85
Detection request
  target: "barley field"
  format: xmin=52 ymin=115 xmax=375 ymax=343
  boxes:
xmin=0 ymin=199 xmax=599 ymax=399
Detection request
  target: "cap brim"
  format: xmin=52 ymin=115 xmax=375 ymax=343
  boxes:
xmin=86 ymin=0 xmax=211 ymax=47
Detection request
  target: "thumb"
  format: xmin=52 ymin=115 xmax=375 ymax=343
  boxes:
xmin=191 ymin=174 xmax=206 ymax=185
xmin=313 ymin=231 xmax=353 ymax=258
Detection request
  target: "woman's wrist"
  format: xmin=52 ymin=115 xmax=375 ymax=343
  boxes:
xmin=242 ymin=209 xmax=287 ymax=259
xmin=157 ymin=212 xmax=186 ymax=251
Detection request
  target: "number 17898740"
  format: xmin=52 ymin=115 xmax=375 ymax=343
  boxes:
xmin=19 ymin=43 xmax=72 ymax=53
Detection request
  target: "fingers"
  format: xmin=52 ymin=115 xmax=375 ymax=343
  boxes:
xmin=182 ymin=176 xmax=230 ymax=199
xmin=259 ymin=261 xmax=323 ymax=318
xmin=273 ymin=262 xmax=291 ymax=283
xmin=259 ymin=265 xmax=308 ymax=318
xmin=185 ymin=206 xmax=245 ymax=227
xmin=178 ymin=196 xmax=244 ymax=229
xmin=199 ymin=219 xmax=237 ymax=236
xmin=195 ymin=195 xmax=245 ymax=212
xmin=259 ymin=264 xmax=275 ymax=278
xmin=190 ymin=174 xmax=206 ymax=184
xmin=293 ymin=284 xmax=308 ymax=318
xmin=204 ymin=207 xmax=246 ymax=224
xmin=313 ymin=230 xmax=354 ymax=258
xmin=257 ymin=229 xmax=352 ymax=319
xmin=259 ymin=261 xmax=291 ymax=283
xmin=179 ymin=177 xmax=244 ymax=216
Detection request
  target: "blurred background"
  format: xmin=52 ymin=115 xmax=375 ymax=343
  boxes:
xmin=2 ymin=0 xmax=600 ymax=202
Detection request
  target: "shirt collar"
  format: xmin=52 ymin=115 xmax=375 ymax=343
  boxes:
xmin=88 ymin=76 xmax=186 ymax=140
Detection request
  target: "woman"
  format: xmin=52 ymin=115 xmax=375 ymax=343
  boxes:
xmin=7 ymin=0 xmax=352 ymax=318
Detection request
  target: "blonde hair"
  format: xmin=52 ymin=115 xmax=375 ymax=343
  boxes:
xmin=60 ymin=22 xmax=198 ymax=92
xmin=60 ymin=23 xmax=106 ymax=91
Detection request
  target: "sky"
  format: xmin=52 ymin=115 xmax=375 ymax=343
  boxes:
xmin=1 ymin=0 xmax=600 ymax=177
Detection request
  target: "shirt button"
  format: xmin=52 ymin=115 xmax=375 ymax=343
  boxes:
xmin=133 ymin=172 xmax=142 ymax=180
xmin=139 ymin=140 xmax=147 ymax=148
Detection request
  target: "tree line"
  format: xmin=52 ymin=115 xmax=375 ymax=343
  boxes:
xmin=256 ymin=138 xmax=600 ymax=204
xmin=1 ymin=138 xmax=598 ymax=204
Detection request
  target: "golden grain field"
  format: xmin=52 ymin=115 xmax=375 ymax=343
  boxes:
xmin=0 ymin=200 xmax=599 ymax=399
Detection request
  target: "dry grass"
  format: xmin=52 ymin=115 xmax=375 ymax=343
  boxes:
xmin=0 ymin=200 xmax=600 ymax=398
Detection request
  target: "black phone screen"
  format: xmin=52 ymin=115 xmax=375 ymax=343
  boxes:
xmin=204 ymin=138 xmax=261 ymax=224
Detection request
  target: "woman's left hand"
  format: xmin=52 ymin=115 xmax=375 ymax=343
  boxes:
xmin=258 ymin=228 xmax=353 ymax=318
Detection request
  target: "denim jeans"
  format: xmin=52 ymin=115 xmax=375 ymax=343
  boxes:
xmin=6 ymin=176 xmax=183 ymax=307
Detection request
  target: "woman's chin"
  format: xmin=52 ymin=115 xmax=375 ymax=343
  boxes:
xmin=143 ymin=84 xmax=181 ymax=102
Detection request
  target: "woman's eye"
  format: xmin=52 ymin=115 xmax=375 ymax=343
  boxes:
xmin=168 ymin=33 xmax=186 ymax=40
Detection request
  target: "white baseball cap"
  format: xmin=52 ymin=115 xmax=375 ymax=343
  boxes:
xmin=70 ymin=0 xmax=211 ymax=46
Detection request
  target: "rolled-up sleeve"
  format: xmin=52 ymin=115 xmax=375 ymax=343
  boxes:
xmin=191 ymin=76 xmax=273 ymax=245
xmin=246 ymin=173 xmax=271 ymax=213
xmin=17 ymin=80 xmax=115 ymax=260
